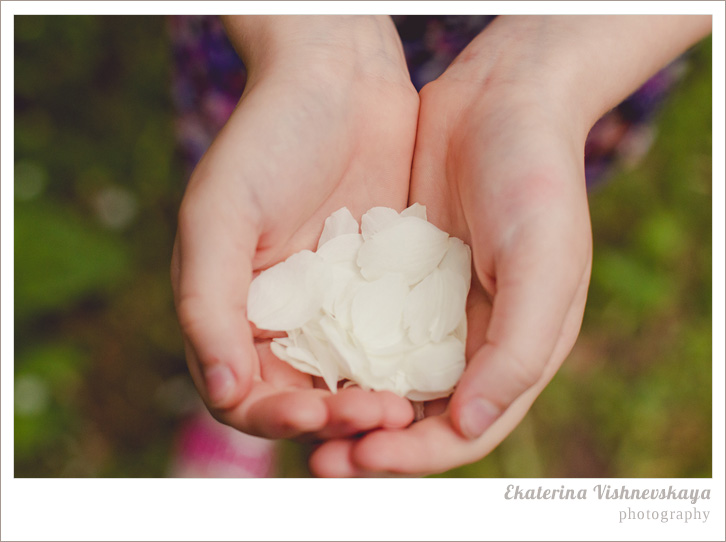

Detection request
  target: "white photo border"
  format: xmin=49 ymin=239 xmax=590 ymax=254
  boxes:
xmin=2 ymin=2 xmax=724 ymax=541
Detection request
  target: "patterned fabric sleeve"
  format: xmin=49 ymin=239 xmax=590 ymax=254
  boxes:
xmin=167 ymin=15 xmax=690 ymax=187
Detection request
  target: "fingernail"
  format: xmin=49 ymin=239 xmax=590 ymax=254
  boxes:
xmin=460 ymin=398 xmax=500 ymax=439
xmin=204 ymin=365 xmax=236 ymax=405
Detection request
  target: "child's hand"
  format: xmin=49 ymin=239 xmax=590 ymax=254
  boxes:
xmin=310 ymin=76 xmax=593 ymax=476
xmin=309 ymin=15 xmax=710 ymax=476
xmin=171 ymin=16 xmax=419 ymax=441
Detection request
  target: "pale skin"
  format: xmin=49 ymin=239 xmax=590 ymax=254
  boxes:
xmin=171 ymin=15 xmax=712 ymax=474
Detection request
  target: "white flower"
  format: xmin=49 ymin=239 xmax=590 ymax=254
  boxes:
xmin=247 ymin=204 xmax=472 ymax=400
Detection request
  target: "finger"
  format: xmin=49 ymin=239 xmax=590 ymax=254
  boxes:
xmin=183 ymin=340 xmax=332 ymax=440
xmin=309 ymin=439 xmax=413 ymax=478
xmin=257 ymin=340 xmax=315 ymax=389
xmin=314 ymin=388 xmax=414 ymax=440
xmin=204 ymin=378 xmax=330 ymax=439
xmin=379 ymin=391 xmax=416 ymax=428
xmin=255 ymin=344 xmax=414 ymax=440
xmin=349 ymin=384 xmax=546 ymax=476
xmin=450 ymin=217 xmax=591 ymax=440
xmin=351 ymin=415 xmax=473 ymax=476
xmin=209 ymin=344 xmax=328 ymax=439
xmin=318 ymin=388 xmax=383 ymax=439
xmin=174 ymin=180 xmax=259 ymax=411
xmin=309 ymin=440 xmax=364 ymax=478
xmin=241 ymin=388 xmax=330 ymax=439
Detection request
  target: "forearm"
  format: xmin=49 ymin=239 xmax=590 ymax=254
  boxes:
xmin=443 ymin=15 xmax=711 ymax=135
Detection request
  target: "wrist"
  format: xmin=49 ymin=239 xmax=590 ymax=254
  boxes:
xmin=436 ymin=17 xmax=591 ymax=140
xmin=438 ymin=15 xmax=711 ymax=138
xmin=221 ymin=15 xmax=411 ymax=86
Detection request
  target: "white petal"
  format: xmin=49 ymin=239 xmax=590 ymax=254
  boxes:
xmin=298 ymin=325 xmax=340 ymax=393
xmin=438 ymin=236 xmax=472 ymax=286
xmin=362 ymin=336 xmax=418 ymax=357
xmin=406 ymin=389 xmax=456 ymax=402
xmin=399 ymin=202 xmax=427 ymax=221
xmin=403 ymin=268 xmax=469 ymax=344
xmin=350 ymin=273 xmax=409 ymax=350
xmin=271 ymin=326 xmax=341 ymax=393
xmin=316 ymin=207 xmax=359 ymax=250
xmin=365 ymin=353 xmax=409 ymax=379
xmin=316 ymin=233 xmax=363 ymax=267
xmin=317 ymin=234 xmax=364 ymax=318
xmin=357 ymin=216 xmax=449 ymax=285
xmin=342 ymin=380 xmax=361 ymax=390
xmin=362 ymin=368 xmax=409 ymax=396
xmin=403 ymin=337 xmax=466 ymax=400
xmin=273 ymin=336 xmax=295 ymax=349
xmin=247 ymin=250 xmax=330 ymax=331
xmin=360 ymin=206 xmax=400 ymax=241
xmin=330 ymin=274 xmax=367 ymax=330
xmin=270 ymin=340 xmax=322 ymax=377
xmin=286 ymin=345 xmax=322 ymax=370
xmin=452 ymin=315 xmax=468 ymax=344
xmin=318 ymin=316 xmax=367 ymax=381
xmin=253 ymin=205 xmax=473 ymax=401
xmin=296 ymin=319 xmax=325 ymax=342
xmin=321 ymin=266 xmax=360 ymax=317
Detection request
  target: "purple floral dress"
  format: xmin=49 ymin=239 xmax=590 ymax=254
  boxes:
xmin=167 ymin=15 xmax=688 ymax=188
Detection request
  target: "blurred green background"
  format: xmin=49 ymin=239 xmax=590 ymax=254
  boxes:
xmin=13 ymin=16 xmax=712 ymax=478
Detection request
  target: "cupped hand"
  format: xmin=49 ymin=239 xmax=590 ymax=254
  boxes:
xmin=311 ymin=51 xmax=593 ymax=476
xmin=309 ymin=13 xmax=710 ymax=476
xmin=171 ymin=16 xmax=419 ymax=441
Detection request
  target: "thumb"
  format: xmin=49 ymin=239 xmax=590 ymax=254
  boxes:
xmin=172 ymin=192 xmax=259 ymax=410
xmin=449 ymin=224 xmax=589 ymax=439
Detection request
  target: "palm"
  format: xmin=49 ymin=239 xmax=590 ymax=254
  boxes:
xmin=234 ymin=72 xmax=418 ymax=268
xmin=410 ymin=81 xmax=591 ymax=372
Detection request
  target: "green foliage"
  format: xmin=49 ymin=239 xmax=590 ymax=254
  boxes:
xmin=14 ymin=15 xmax=186 ymax=478
xmin=15 ymin=344 xmax=87 ymax=458
xmin=15 ymin=199 xmax=131 ymax=322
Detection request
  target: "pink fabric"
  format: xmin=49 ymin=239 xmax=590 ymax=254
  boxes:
xmin=171 ymin=412 xmax=276 ymax=478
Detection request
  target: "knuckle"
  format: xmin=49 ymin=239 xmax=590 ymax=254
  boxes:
xmin=506 ymin=348 xmax=544 ymax=391
xmin=175 ymin=294 xmax=214 ymax=353
xmin=175 ymin=294 xmax=202 ymax=333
